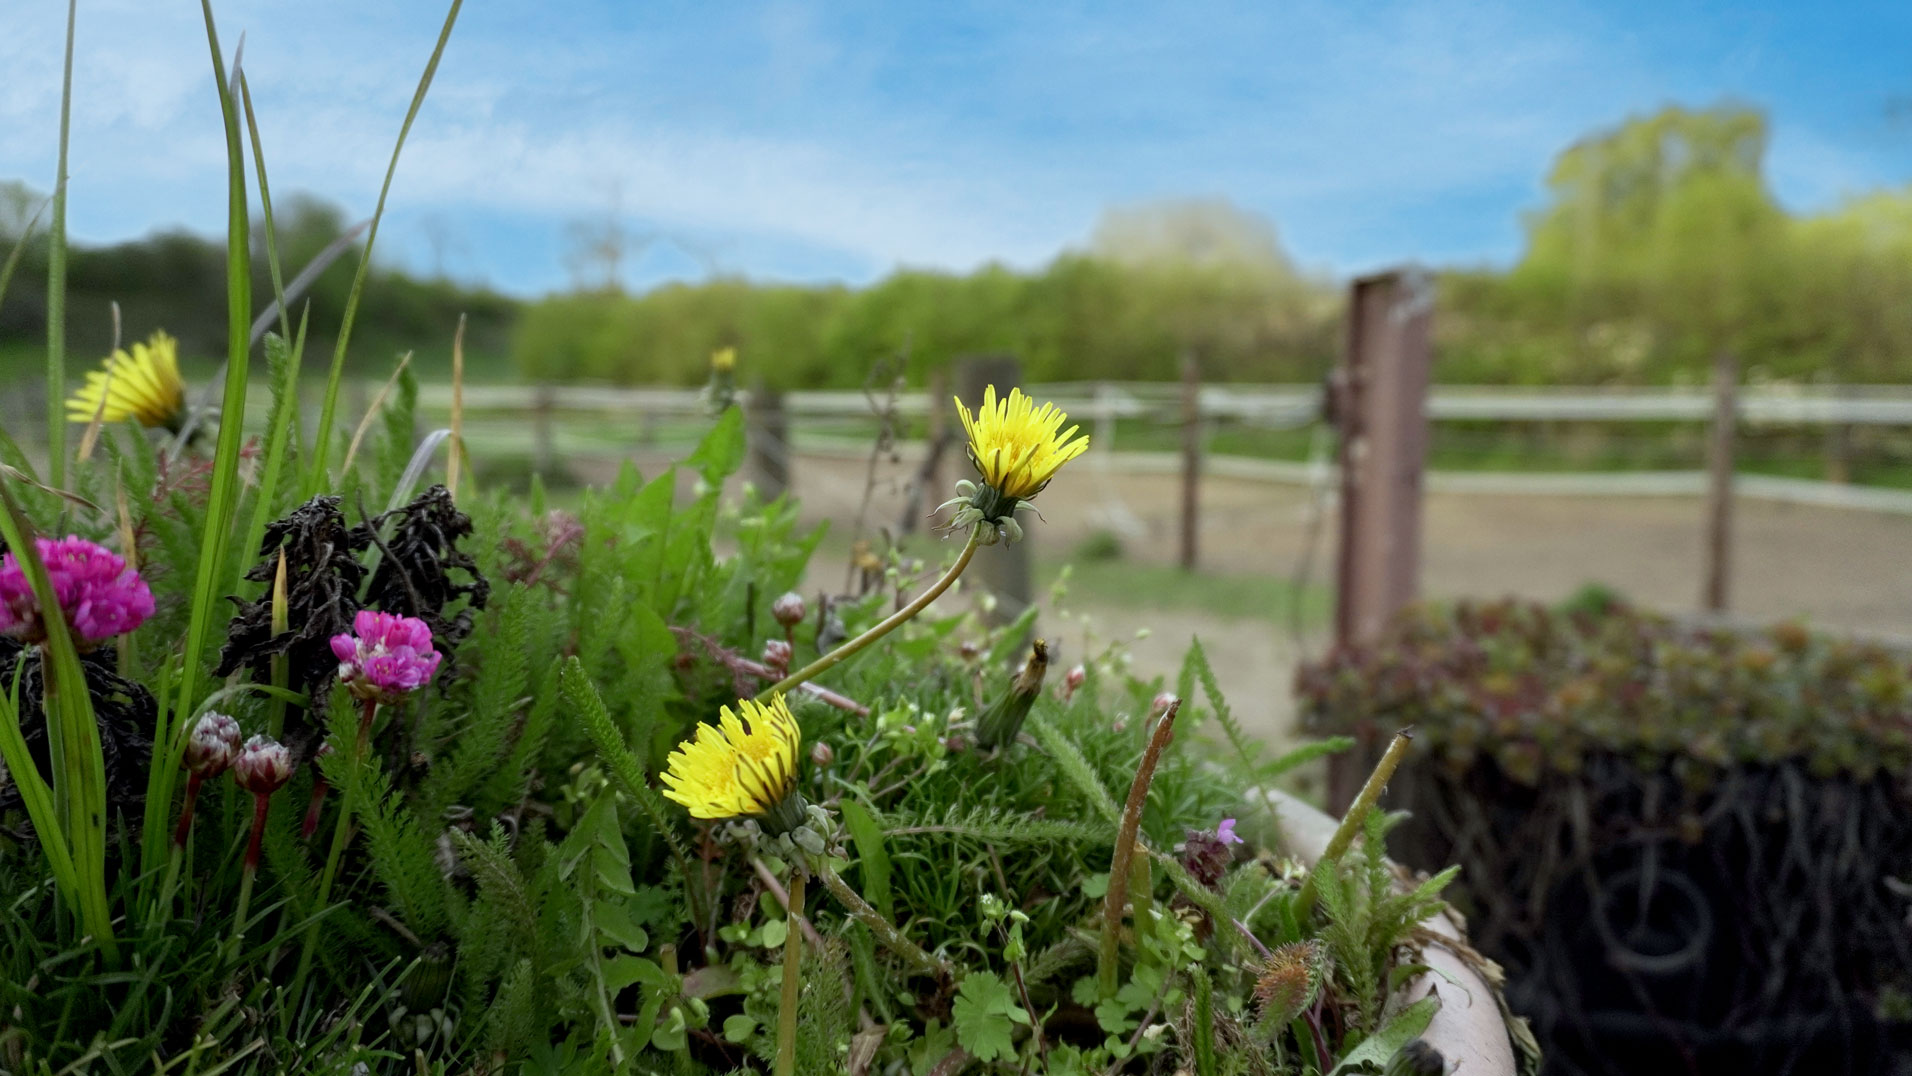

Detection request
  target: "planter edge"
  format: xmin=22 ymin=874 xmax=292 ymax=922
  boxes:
xmin=1257 ymin=786 xmax=1519 ymax=1076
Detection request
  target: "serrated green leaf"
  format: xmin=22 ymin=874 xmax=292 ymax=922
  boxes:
xmin=1330 ymin=996 xmax=1440 ymax=1075
xmin=595 ymin=900 xmax=650 ymax=952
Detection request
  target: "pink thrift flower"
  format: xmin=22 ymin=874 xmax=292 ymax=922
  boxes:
xmin=0 ymin=535 xmax=155 ymax=646
xmin=330 ymin=609 xmax=442 ymax=703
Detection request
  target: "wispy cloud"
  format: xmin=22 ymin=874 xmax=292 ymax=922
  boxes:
xmin=2 ymin=0 xmax=1907 ymax=294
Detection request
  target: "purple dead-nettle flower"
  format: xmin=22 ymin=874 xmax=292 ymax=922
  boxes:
xmin=185 ymin=711 xmax=244 ymax=779
xmin=1216 ymin=818 xmax=1242 ymax=846
xmin=330 ymin=609 xmax=443 ymax=703
xmin=1180 ymin=818 xmax=1244 ymax=890
xmin=0 ymin=535 xmax=154 ymax=647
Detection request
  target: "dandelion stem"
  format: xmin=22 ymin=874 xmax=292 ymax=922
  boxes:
xmin=1291 ymin=729 xmax=1414 ymax=923
xmin=816 ymin=861 xmax=951 ymax=979
xmin=757 ymin=525 xmax=982 ymax=702
xmin=776 ymin=869 xmax=804 ymax=1076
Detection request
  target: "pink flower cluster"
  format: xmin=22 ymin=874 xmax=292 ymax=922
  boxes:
xmin=0 ymin=535 xmax=154 ymax=646
xmin=330 ymin=610 xmax=442 ymax=703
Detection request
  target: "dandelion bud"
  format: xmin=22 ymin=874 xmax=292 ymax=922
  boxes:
xmin=233 ymin=735 xmax=293 ymax=796
xmin=762 ymin=638 xmax=793 ymax=672
xmin=184 ymin=711 xmax=243 ymax=778
xmin=771 ymin=591 xmax=806 ymax=629
xmin=975 ymin=639 xmax=1050 ymax=751
xmin=1063 ymin=664 xmax=1086 ymax=700
xmin=808 ymin=741 xmax=835 ymax=767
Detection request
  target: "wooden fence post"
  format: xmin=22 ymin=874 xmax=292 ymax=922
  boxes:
xmin=1328 ymin=269 xmax=1434 ymax=814
xmin=532 ymin=383 xmax=554 ymax=479
xmin=1179 ymin=351 xmax=1201 ymax=572
xmin=957 ymin=355 xmax=1030 ymax=625
xmin=899 ymin=369 xmax=953 ymax=536
xmin=748 ymin=382 xmax=790 ymax=502
xmin=1702 ymin=352 xmax=1737 ymax=613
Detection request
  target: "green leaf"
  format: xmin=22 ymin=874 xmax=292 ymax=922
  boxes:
xmin=760 ymin=917 xmax=788 ymax=949
xmin=594 ymin=900 xmax=650 ymax=953
xmin=722 ymin=1013 xmax=757 ymax=1043
xmin=951 ymin=971 xmax=1025 ymax=1063
xmin=601 ymin=955 xmax=666 ymax=992
xmin=1330 ymin=996 xmax=1440 ymax=1076
xmin=687 ymin=405 xmax=746 ymax=486
xmin=838 ymin=797 xmax=893 ymax=922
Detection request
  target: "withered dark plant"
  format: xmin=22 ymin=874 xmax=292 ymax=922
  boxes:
xmin=216 ymin=495 xmax=369 ymax=703
xmin=0 ymin=638 xmax=154 ymax=822
xmin=357 ymin=484 xmax=488 ymax=657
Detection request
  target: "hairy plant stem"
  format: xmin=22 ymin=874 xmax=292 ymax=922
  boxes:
xmin=1291 ymin=728 xmax=1415 ymax=923
xmin=1099 ymin=696 xmax=1182 ymax=997
xmin=776 ymin=870 xmax=804 ymax=1076
xmin=758 ymin=526 xmax=982 ymax=702
xmin=816 ymin=860 xmax=952 ymax=979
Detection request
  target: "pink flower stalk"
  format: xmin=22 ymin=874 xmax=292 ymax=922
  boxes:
xmin=0 ymin=535 xmax=154 ymax=647
xmin=174 ymin=711 xmax=243 ymax=848
xmin=330 ymin=610 xmax=443 ymax=705
xmin=233 ymin=735 xmax=293 ymax=871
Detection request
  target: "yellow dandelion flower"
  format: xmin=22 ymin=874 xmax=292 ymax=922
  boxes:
xmin=661 ymin=694 xmax=805 ymax=832
xmin=942 ymin=386 xmax=1089 ymax=541
xmin=65 ymin=330 xmax=187 ymax=432
xmin=710 ymin=346 xmax=737 ymax=373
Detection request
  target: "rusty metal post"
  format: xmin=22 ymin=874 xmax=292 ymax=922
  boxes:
xmin=1179 ymin=351 xmax=1201 ymax=571
xmin=748 ymin=381 xmax=790 ymax=502
xmin=956 ymin=355 xmax=1030 ymax=625
xmin=1702 ymin=352 xmax=1737 ymax=613
xmin=1327 ymin=269 xmax=1434 ymax=813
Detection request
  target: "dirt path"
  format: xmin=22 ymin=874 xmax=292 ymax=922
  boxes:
xmin=595 ymin=446 xmax=1912 ymax=746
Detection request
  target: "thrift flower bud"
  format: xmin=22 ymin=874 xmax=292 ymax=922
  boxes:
xmin=762 ymin=638 xmax=793 ymax=672
xmin=330 ymin=610 xmax=443 ymax=704
xmin=808 ymin=740 xmax=835 ymax=767
xmin=975 ymin=639 xmax=1049 ymax=751
xmin=0 ymin=535 xmax=154 ymax=646
xmin=1063 ymin=663 xmax=1086 ymax=700
xmin=232 ymin=735 xmax=293 ymax=796
xmin=184 ymin=711 xmax=243 ymax=778
xmin=771 ymin=591 xmax=806 ymax=629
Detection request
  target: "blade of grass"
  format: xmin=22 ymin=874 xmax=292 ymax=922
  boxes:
xmin=44 ymin=0 xmax=76 ymax=489
xmin=156 ymin=2 xmax=256 ymax=879
xmin=0 ymin=664 xmax=81 ymax=912
xmin=304 ymin=0 xmax=464 ymax=497
xmin=0 ymin=482 xmax=113 ymax=952
xmin=340 ymin=351 xmax=413 ymax=474
xmin=0 ymin=196 xmax=49 ymax=310
xmin=234 ymin=306 xmax=309 ymax=595
xmin=238 ymin=70 xmax=291 ymax=346
xmin=74 ymin=302 xmax=123 ymax=463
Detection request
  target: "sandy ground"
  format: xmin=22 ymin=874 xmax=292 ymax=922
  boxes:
xmin=594 ymin=444 xmax=1912 ymax=746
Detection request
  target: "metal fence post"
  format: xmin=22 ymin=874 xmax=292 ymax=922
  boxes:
xmin=1328 ymin=269 xmax=1434 ymax=813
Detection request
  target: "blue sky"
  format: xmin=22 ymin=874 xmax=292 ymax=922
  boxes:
xmin=2 ymin=0 xmax=1908 ymax=297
